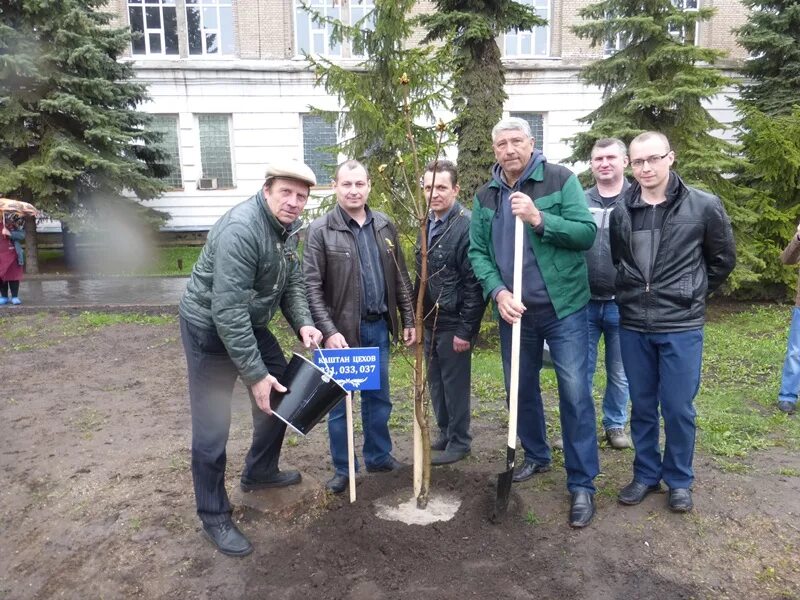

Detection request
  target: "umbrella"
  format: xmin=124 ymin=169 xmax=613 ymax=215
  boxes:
xmin=0 ymin=198 xmax=39 ymax=218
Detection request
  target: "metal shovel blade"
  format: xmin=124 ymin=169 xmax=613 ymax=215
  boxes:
xmin=490 ymin=446 xmax=516 ymax=523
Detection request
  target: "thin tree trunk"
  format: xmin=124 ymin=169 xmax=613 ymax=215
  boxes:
xmin=23 ymin=215 xmax=39 ymax=274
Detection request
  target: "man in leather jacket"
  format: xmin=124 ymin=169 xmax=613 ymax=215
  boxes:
xmin=610 ymin=131 xmax=736 ymax=513
xmin=415 ymin=160 xmax=486 ymax=465
xmin=303 ymin=159 xmax=416 ymax=494
xmin=179 ymin=160 xmax=323 ymax=557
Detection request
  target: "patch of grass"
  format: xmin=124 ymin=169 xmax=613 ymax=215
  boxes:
xmin=524 ymin=509 xmax=541 ymax=525
xmin=777 ymin=467 xmax=800 ymax=477
xmin=73 ymin=312 xmax=174 ymax=329
xmin=71 ymin=407 xmax=105 ymax=439
xmin=714 ymin=459 xmax=752 ymax=474
xmin=38 ymin=246 xmax=202 ymax=276
xmin=151 ymin=246 xmax=202 ymax=276
xmin=696 ymin=305 xmax=800 ymax=458
xmin=129 ymin=516 xmax=142 ymax=532
xmin=168 ymin=452 xmax=190 ymax=473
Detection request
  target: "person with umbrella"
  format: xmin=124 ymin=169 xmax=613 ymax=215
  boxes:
xmin=0 ymin=199 xmax=37 ymax=305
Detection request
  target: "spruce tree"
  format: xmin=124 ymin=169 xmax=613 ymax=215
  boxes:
xmin=736 ymin=0 xmax=800 ymax=117
xmin=419 ymin=1 xmax=545 ymax=200
xmin=0 ymin=0 xmax=168 ymax=271
xmin=303 ymin=0 xmax=451 ymax=229
xmin=733 ymin=1 xmax=800 ymax=297
xmin=568 ymin=0 xmax=755 ymax=288
xmin=568 ymin=1 xmax=741 ymax=186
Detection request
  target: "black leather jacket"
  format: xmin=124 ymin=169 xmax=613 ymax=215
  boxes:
xmin=585 ymin=179 xmax=630 ymax=301
xmin=414 ymin=203 xmax=486 ymax=340
xmin=609 ymin=174 xmax=736 ymax=332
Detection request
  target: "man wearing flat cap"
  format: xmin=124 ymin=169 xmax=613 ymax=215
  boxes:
xmin=179 ymin=160 xmax=323 ymax=557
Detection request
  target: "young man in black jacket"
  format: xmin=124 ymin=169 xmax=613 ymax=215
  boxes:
xmin=416 ymin=160 xmax=486 ymax=465
xmin=610 ymin=131 xmax=736 ymax=513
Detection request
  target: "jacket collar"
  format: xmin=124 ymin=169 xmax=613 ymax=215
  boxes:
xmin=256 ymin=188 xmax=303 ymax=240
xmin=489 ymin=149 xmax=547 ymax=190
xmin=586 ymin=178 xmax=631 ymax=205
xmin=329 ymin=203 xmax=388 ymax=231
xmin=625 ymin=172 xmax=687 ymax=209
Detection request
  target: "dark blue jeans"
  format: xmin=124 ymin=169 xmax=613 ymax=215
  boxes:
xmin=180 ymin=316 xmax=288 ymax=525
xmin=587 ymin=299 xmax=629 ymax=430
xmin=619 ymin=327 xmax=704 ymax=489
xmin=327 ymin=317 xmax=393 ymax=475
xmin=499 ymin=306 xmax=599 ymax=493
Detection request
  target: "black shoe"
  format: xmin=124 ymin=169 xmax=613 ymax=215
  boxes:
xmin=668 ymin=488 xmax=693 ymax=512
xmin=201 ymin=521 xmax=253 ymax=557
xmin=240 ymin=469 xmax=301 ymax=492
xmin=512 ymin=460 xmax=551 ymax=483
xmin=366 ymin=456 xmax=406 ymax=473
xmin=325 ymin=473 xmax=349 ymax=494
xmin=618 ymin=479 xmax=662 ymax=505
xmin=569 ymin=491 xmax=595 ymax=528
xmin=431 ymin=434 xmax=448 ymax=452
xmin=431 ymin=448 xmax=470 ymax=466
xmin=778 ymin=401 xmax=797 ymax=415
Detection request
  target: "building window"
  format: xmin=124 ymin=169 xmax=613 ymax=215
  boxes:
xmin=186 ymin=0 xmax=234 ymax=55
xmin=128 ymin=0 xmax=179 ymax=56
xmin=294 ymin=0 xmax=375 ymax=58
xmin=669 ymin=0 xmax=699 ymax=45
xmin=149 ymin=114 xmax=183 ymax=189
xmin=604 ymin=12 xmax=627 ymax=56
xmin=198 ymin=114 xmax=234 ymax=189
xmin=128 ymin=0 xmax=234 ymax=56
xmin=301 ymin=114 xmax=338 ymax=184
xmin=510 ymin=112 xmax=545 ymax=147
xmin=503 ymin=0 xmax=550 ymax=58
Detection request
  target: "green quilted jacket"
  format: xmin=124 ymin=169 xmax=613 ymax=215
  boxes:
xmin=179 ymin=189 xmax=314 ymax=384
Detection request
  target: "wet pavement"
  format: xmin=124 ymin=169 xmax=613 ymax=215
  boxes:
xmin=5 ymin=276 xmax=189 ymax=309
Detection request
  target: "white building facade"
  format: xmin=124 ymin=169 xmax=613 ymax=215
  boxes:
xmin=105 ymin=0 xmax=749 ymax=232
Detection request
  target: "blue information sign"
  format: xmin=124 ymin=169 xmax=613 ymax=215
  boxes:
xmin=313 ymin=347 xmax=381 ymax=392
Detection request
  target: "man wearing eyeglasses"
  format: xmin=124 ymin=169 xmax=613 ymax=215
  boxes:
xmin=609 ymin=131 xmax=736 ymax=513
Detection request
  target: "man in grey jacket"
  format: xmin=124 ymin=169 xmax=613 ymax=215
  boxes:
xmin=179 ymin=160 xmax=323 ymax=557
xmin=585 ymin=138 xmax=632 ymax=449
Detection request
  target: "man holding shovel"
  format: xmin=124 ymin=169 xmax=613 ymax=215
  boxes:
xmin=179 ymin=160 xmax=323 ymax=557
xmin=469 ymin=117 xmax=599 ymax=528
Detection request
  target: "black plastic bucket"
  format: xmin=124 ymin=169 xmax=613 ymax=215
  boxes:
xmin=270 ymin=353 xmax=347 ymax=436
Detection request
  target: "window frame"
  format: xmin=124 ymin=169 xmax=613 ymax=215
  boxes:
xmin=196 ymin=113 xmax=236 ymax=190
xmin=300 ymin=112 xmax=340 ymax=187
xmin=149 ymin=113 xmax=184 ymax=191
xmin=502 ymin=0 xmax=551 ymax=59
xmin=668 ymin=0 xmax=700 ymax=46
xmin=293 ymin=0 xmax=376 ymax=59
xmin=509 ymin=111 xmax=546 ymax=149
xmin=127 ymin=0 xmax=180 ymax=57
xmin=185 ymin=0 xmax=235 ymax=57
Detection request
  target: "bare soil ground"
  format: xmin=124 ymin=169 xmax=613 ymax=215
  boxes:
xmin=1 ymin=312 xmax=799 ymax=600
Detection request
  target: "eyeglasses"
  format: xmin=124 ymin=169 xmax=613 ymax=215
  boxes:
xmin=630 ymin=153 xmax=670 ymax=169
